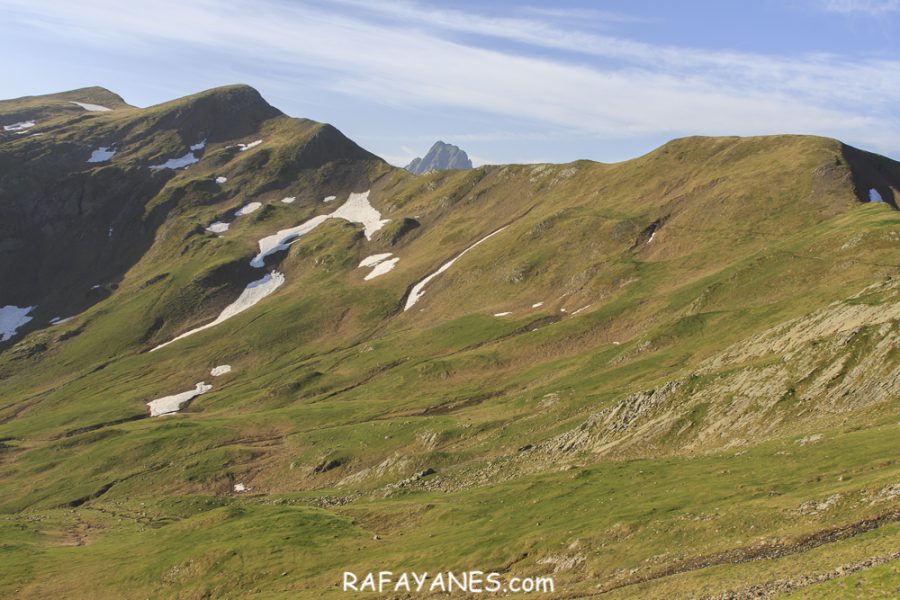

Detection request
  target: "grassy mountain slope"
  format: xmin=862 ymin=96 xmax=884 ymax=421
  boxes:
xmin=0 ymin=86 xmax=898 ymax=599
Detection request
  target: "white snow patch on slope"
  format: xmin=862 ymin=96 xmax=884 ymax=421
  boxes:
xmin=647 ymin=231 xmax=656 ymax=243
xmin=207 ymin=221 xmax=230 ymax=234
xmin=0 ymin=305 xmax=35 ymax=341
xmin=190 ymin=140 xmax=207 ymax=151
xmin=281 ymin=196 xmax=296 ymax=204
xmin=250 ymin=215 xmax=329 ymax=268
xmin=70 ymin=101 xmax=111 ymax=112
xmin=234 ymin=202 xmax=262 ymax=216
xmin=359 ymin=253 xmax=393 ymax=268
xmin=359 ymin=253 xmax=399 ymax=280
xmin=869 ymin=188 xmax=883 ymax=202
xmin=150 ymin=151 xmax=198 ymax=170
xmin=237 ymin=140 xmax=262 ymax=151
xmin=215 ymin=176 xmax=227 ymax=184
xmin=233 ymin=483 xmax=247 ymax=492
xmin=493 ymin=312 xmax=512 ymax=317
xmin=147 ymin=382 xmax=212 ymax=417
xmin=88 ymin=146 xmax=116 ymax=163
xmin=151 ymin=271 xmax=285 ymax=351
xmin=4 ymin=120 xmax=35 ymax=132
xmin=250 ymin=191 xmax=388 ymax=268
xmin=572 ymin=304 xmax=592 ymax=315
xmin=323 ymin=195 xmax=337 ymax=203
xmin=330 ymin=191 xmax=389 ymax=240
xmin=532 ymin=302 xmax=544 ymax=308
xmin=404 ymin=227 xmax=508 ymax=311
xmin=210 ymin=365 xmax=232 ymax=376
xmin=49 ymin=316 xmax=74 ymax=325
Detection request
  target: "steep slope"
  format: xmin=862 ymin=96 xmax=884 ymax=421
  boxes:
xmin=405 ymin=140 xmax=473 ymax=174
xmin=0 ymin=87 xmax=897 ymax=599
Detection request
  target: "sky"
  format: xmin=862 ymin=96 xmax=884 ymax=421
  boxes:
xmin=1 ymin=0 xmax=899 ymax=166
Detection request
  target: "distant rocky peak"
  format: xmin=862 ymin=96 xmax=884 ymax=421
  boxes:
xmin=405 ymin=141 xmax=473 ymax=174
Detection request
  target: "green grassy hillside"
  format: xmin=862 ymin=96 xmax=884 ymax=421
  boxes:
xmin=0 ymin=86 xmax=897 ymax=599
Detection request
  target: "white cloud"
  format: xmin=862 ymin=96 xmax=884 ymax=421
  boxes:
xmin=1 ymin=0 xmax=899 ymax=156
xmin=818 ymin=0 xmax=900 ymax=14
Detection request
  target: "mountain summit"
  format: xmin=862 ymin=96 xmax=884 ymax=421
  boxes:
xmin=405 ymin=140 xmax=473 ymax=174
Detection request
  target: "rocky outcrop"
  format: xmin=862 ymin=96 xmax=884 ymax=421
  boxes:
xmin=405 ymin=141 xmax=472 ymax=174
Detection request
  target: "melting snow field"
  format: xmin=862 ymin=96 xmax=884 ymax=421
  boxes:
xmin=323 ymin=195 xmax=337 ymax=203
xmin=147 ymin=382 xmax=212 ymax=417
xmin=281 ymin=196 xmax=296 ymax=204
xmin=869 ymin=188 xmax=883 ymax=203
xmin=150 ymin=151 xmax=199 ymax=170
xmin=404 ymin=227 xmax=508 ymax=311
xmin=359 ymin=253 xmax=399 ymax=280
xmin=250 ymin=215 xmax=329 ymax=267
xmin=215 ymin=176 xmax=228 ymax=184
xmin=88 ymin=146 xmax=116 ymax=163
xmin=70 ymin=101 xmax=111 ymax=112
xmin=0 ymin=305 xmax=35 ymax=342
xmin=150 ymin=141 xmax=205 ymax=170
xmin=210 ymin=364 xmax=232 ymax=376
xmin=207 ymin=221 xmax=230 ymax=234
xmin=3 ymin=120 xmax=35 ymax=132
xmin=250 ymin=191 xmax=388 ymax=268
xmin=237 ymin=140 xmax=262 ymax=152
xmin=330 ymin=191 xmax=389 ymax=240
xmin=151 ymin=271 xmax=285 ymax=351
xmin=234 ymin=202 xmax=262 ymax=216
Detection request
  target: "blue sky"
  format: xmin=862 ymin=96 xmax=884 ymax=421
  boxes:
xmin=2 ymin=0 xmax=899 ymax=166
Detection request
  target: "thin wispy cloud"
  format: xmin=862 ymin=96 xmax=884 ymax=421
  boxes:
xmin=1 ymin=0 xmax=898 ymax=161
xmin=818 ymin=0 xmax=900 ymax=14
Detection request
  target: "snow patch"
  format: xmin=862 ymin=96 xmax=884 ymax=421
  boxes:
xmin=323 ymin=195 xmax=337 ymax=203
xmin=647 ymin=231 xmax=656 ymax=244
xmin=0 ymin=305 xmax=35 ymax=341
xmin=4 ymin=120 xmax=35 ymax=132
xmin=359 ymin=253 xmax=393 ymax=268
xmin=88 ymin=146 xmax=116 ymax=163
xmin=330 ymin=191 xmax=389 ymax=240
xmin=210 ymin=364 xmax=232 ymax=377
xmin=359 ymin=253 xmax=399 ymax=280
xmin=234 ymin=202 xmax=262 ymax=216
xmin=49 ymin=316 xmax=74 ymax=325
xmin=572 ymin=304 xmax=592 ymax=315
xmin=207 ymin=221 xmax=230 ymax=234
xmin=404 ymin=227 xmax=508 ymax=311
xmin=147 ymin=382 xmax=212 ymax=417
xmin=532 ymin=302 xmax=544 ymax=308
xmin=869 ymin=188 xmax=883 ymax=203
xmin=151 ymin=271 xmax=285 ymax=351
xmin=493 ymin=312 xmax=512 ymax=317
xmin=215 ymin=176 xmax=227 ymax=184
xmin=150 ymin=151 xmax=198 ymax=170
xmin=150 ymin=140 xmax=206 ymax=170
xmin=250 ymin=215 xmax=329 ymax=268
xmin=233 ymin=483 xmax=247 ymax=492
xmin=281 ymin=196 xmax=296 ymax=204
xmin=70 ymin=101 xmax=111 ymax=112
xmin=249 ymin=191 xmax=387 ymax=268
xmin=237 ymin=140 xmax=262 ymax=152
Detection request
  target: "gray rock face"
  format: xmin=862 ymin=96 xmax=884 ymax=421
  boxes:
xmin=405 ymin=141 xmax=472 ymax=174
